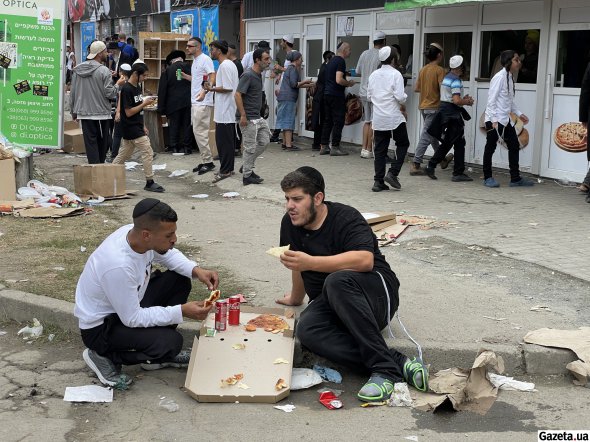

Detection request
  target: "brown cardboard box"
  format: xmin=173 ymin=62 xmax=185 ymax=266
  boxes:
xmin=63 ymin=121 xmax=85 ymax=153
xmin=185 ymin=306 xmax=295 ymax=403
xmin=362 ymin=211 xmax=396 ymax=225
xmin=0 ymin=159 xmax=17 ymax=200
xmin=73 ymin=164 xmax=126 ymax=197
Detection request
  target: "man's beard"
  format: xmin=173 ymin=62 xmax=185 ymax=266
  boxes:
xmin=301 ymin=199 xmax=317 ymax=227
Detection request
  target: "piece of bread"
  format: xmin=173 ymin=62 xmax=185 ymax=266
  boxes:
xmin=266 ymin=244 xmax=290 ymax=258
xmin=204 ymin=290 xmax=220 ymax=307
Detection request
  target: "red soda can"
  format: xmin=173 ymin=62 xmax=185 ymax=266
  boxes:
xmin=228 ymin=295 xmax=241 ymax=326
xmin=214 ymin=299 xmax=228 ymax=331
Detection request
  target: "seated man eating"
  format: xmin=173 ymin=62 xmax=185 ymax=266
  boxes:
xmin=276 ymin=166 xmax=428 ymax=402
xmin=75 ymin=198 xmax=218 ymax=387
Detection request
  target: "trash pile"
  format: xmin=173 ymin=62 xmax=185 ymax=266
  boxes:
xmin=0 ymin=132 xmax=35 ymax=159
xmin=0 ymin=179 xmax=92 ymax=218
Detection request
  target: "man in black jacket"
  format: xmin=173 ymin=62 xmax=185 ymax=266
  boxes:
xmin=158 ymin=50 xmax=192 ymax=154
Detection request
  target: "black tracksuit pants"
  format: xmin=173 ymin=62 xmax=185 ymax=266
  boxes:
xmin=373 ymin=123 xmax=410 ymax=182
xmin=296 ymin=270 xmax=408 ymax=382
xmin=321 ymin=95 xmax=346 ymax=147
xmin=81 ymin=119 xmax=110 ymax=164
xmin=215 ymin=122 xmax=236 ymax=174
xmin=80 ymin=271 xmax=191 ymax=366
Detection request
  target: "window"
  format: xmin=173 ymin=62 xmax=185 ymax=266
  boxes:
xmin=337 ymin=36 xmax=370 ymax=72
xmin=273 ymin=38 xmax=301 ymax=67
xmin=425 ymin=32 xmax=472 ymax=79
xmin=306 ymin=39 xmax=323 ymax=77
xmin=555 ymin=30 xmax=590 ymax=88
xmin=385 ymin=34 xmax=414 ymax=76
xmin=479 ymin=30 xmax=540 ymax=83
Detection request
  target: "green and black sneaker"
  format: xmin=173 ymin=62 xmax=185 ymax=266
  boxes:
xmin=357 ymin=375 xmax=395 ymax=402
xmin=403 ymin=357 xmax=429 ymax=392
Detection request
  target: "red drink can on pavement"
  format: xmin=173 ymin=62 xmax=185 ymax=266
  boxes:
xmin=228 ymin=295 xmax=241 ymax=326
xmin=214 ymin=299 xmax=228 ymax=331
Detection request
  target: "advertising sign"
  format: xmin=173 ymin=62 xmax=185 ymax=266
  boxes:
xmin=80 ymin=22 xmax=96 ymax=63
xmin=170 ymin=9 xmax=199 ymax=37
xmin=0 ymin=1 xmax=66 ymax=148
xmin=199 ymin=6 xmax=219 ymax=58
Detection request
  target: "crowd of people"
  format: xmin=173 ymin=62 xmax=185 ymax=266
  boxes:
xmin=69 ymin=31 xmax=589 ymax=197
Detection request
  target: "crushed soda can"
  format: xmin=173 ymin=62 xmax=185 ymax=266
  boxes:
xmin=319 ymin=391 xmax=343 ymax=409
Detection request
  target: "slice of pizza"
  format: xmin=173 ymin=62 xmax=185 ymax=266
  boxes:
xmin=266 ymin=244 xmax=290 ymax=258
xmin=204 ymin=290 xmax=221 ymax=307
xmin=275 ymin=378 xmax=288 ymax=391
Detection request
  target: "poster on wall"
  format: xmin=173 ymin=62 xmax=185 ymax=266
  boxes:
xmin=199 ymin=6 xmax=219 ymax=58
xmin=1 ymin=1 xmax=66 ymax=148
xmin=80 ymin=22 xmax=96 ymax=63
xmin=170 ymin=9 xmax=199 ymax=37
xmin=67 ymin=0 xmax=169 ymax=21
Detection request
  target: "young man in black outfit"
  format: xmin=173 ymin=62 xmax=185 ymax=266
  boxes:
xmin=319 ymin=42 xmax=355 ymax=156
xmin=276 ymin=167 xmax=428 ymax=402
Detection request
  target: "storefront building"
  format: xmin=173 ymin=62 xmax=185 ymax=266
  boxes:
xmin=244 ymin=0 xmax=590 ymax=182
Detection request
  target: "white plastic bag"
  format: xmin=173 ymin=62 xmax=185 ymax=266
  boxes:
xmin=290 ymin=368 xmax=323 ymax=390
xmin=17 ymin=318 xmax=43 ymax=340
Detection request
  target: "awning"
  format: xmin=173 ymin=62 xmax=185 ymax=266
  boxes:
xmin=385 ymin=0 xmax=499 ymax=11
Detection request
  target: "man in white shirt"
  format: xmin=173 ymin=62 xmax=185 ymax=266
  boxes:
xmin=205 ymin=40 xmax=239 ymax=183
xmin=185 ymin=37 xmax=216 ymax=176
xmin=75 ymin=198 xmax=219 ymax=387
xmin=483 ymin=49 xmax=534 ymax=187
xmin=356 ymin=31 xmax=386 ymax=159
xmin=367 ymin=46 xmax=409 ymax=192
xmin=242 ymin=40 xmax=270 ymax=72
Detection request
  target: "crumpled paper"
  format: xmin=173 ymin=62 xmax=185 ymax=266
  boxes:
xmin=388 ymin=382 xmax=413 ymax=407
xmin=488 ymin=373 xmax=536 ymax=392
xmin=290 ymin=368 xmax=323 ymax=390
xmin=17 ymin=318 xmax=43 ymax=340
xmin=411 ymin=350 xmax=504 ymax=415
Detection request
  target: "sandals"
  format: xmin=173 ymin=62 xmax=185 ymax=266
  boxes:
xmin=144 ymin=182 xmax=165 ymax=193
xmin=357 ymin=375 xmax=394 ymax=402
xmin=403 ymin=357 xmax=429 ymax=392
xmin=212 ymin=172 xmax=232 ymax=183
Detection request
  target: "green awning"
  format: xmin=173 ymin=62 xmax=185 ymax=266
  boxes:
xmin=385 ymin=0 xmax=497 ymax=11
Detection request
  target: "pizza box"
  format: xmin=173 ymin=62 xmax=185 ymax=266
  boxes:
xmin=362 ymin=211 xmax=396 ymax=226
xmin=184 ymin=306 xmax=295 ymax=403
xmin=368 ymin=218 xmax=397 ymax=233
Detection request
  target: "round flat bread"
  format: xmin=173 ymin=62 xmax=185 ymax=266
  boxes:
xmin=554 ymin=122 xmax=587 ymax=153
xmin=518 ymin=128 xmax=529 ymax=149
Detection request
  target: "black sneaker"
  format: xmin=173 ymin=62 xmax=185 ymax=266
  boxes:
xmin=425 ymin=166 xmax=437 ymax=180
xmin=243 ymin=174 xmax=264 ymax=185
xmin=440 ymin=153 xmax=454 ymax=170
xmin=140 ymin=350 xmax=191 ymax=371
xmin=329 ymin=147 xmax=349 ymax=156
xmin=384 ymin=172 xmax=401 ymax=190
xmin=83 ymin=349 xmax=133 ymax=386
xmin=372 ymin=181 xmax=389 ymax=192
xmin=193 ymin=164 xmax=204 ymax=173
xmin=319 ymin=146 xmax=331 ymax=155
xmin=451 ymin=173 xmax=473 ymax=182
xmin=239 ymin=166 xmax=263 ymax=181
xmin=144 ymin=181 xmax=165 ymax=192
xmin=197 ymin=162 xmax=215 ymax=175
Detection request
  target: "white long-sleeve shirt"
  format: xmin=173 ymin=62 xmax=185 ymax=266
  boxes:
xmin=485 ymin=69 xmax=522 ymax=126
xmin=74 ymin=224 xmax=198 ymax=330
xmin=367 ymin=65 xmax=407 ymax=131
xmin=242 ymin=51 xmax=254 ymax=72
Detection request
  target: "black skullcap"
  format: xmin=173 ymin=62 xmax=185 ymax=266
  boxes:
xmin=106 ymin=41 xmax=120 ymax=51
xmin=258 ymin=40 xmax=270 ymax=49
xmin=296 ymin=166 xmax=325 ymax=193
xmin=133 ymin=198 xmax=161 ymax=218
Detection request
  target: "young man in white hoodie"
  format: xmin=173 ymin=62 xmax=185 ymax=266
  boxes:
xmin=483 ymin=49 xmax=534 ymax=188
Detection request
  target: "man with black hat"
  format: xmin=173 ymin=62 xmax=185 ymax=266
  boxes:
xmin=75 ymin=198 xmax=219 ymax=387
xmin=276 ymin=167 xmax=428 ymax=402
xmin=157 ymin=50 xmax=192 ymax=154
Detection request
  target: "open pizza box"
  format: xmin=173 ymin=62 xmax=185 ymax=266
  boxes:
xmin=184 ymin=306 xmax=295 ymax=403
xmin=362 ymin=211 xmax=396 ymax=232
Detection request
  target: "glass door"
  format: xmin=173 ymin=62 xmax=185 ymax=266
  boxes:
xmin=300 ymin=17 xmax=328 ymax=138
xmin=540 ymin=0 xmax=590 ymax=181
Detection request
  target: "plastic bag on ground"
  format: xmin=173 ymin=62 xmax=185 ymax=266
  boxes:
xmin=290 ymin=368 xmax=323 ymax=390
xmin=17 ymin=318 xmax=43 ymax=340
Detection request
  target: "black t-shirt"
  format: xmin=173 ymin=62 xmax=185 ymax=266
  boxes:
xmin=324 ymin=56 xmax=347 ymax=97
xmin=120 ymin=82 xmax=145 ymax=140
xmin=280 ymin=201 xmax=394 ymax=300
xmin=233 ymin=59 xmax=244 ymax=78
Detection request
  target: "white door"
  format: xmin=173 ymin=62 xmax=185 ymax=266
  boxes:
xmin=540 ymin=0 xmax=590 ymax=181
xmin=299 ymin=17 xmax=328 ymax=138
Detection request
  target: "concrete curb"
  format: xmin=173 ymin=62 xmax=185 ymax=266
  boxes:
xmin=0 ymin=289 xmax=576 ymax=376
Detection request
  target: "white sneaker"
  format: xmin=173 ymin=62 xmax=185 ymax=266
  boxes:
xmin=360 ymin=149 xmax=374 ymax=159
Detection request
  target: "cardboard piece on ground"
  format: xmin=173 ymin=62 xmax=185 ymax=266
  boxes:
xmin=14 ymin=207 xmax=85 ymax=218
xmin=375 ymin=224 xmax=409 ymax=240
xmin=397 ymin=215 xmax=434 ymax=226
xmin=0 ymin=198 xmax=35 ymax=212
xmin=74 ymin=164 xmax=126 ymax=198
xmin=369 ymin=218 xmax=397 ymax=232
xmin=0 ymin=158 xmax=17 ymax=201
xmin=185 ymin=306 xmax=295 ymax=403
xmin=412 ymin=350 xmax=504 ymax=415
xmin=524 ymin=327 xmax=590 ymax=387
xmin=362 ymin=212 xmax=396 ymax=225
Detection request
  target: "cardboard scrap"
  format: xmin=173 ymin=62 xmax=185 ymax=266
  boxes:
xmin=524 ymin=327 xmax=590 ymax=387
xmin=412 ymin=350 xmax=504 ymax=415
xmin=14 ymin=206 xmax=86 ymax=218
